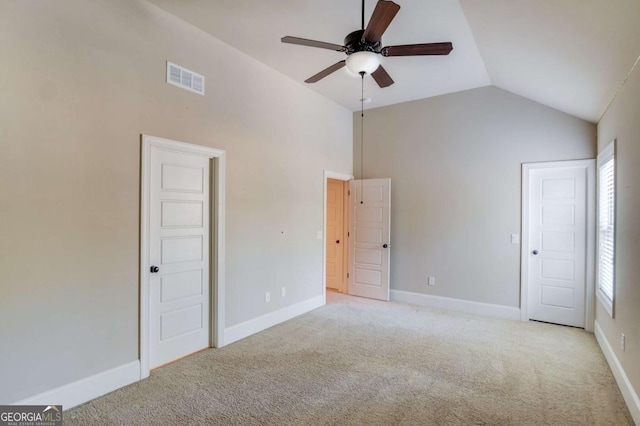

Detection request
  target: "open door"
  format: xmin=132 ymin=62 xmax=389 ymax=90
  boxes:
xmin=348 ymin=179 xmax=391 ymax=301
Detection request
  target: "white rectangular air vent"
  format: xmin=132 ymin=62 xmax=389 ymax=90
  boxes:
xmin=166 ymin=61 xmax=205 ymax=95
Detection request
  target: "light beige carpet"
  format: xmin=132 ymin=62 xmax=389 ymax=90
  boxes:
xmin=66 ymin=292 xmax=633 ymax=425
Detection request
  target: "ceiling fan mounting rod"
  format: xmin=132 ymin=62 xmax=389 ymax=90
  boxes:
xmin=361 ymin=0 xmax=365 ymax=30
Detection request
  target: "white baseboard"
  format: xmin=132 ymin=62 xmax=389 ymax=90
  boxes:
xmin=224 ymin=295 xmax=324 ymax=345
xmin=594 ymin=321 xmax=640 ymax=424
xmin=11 ymin=295 xmax=325 ymax=410
xmin=14 ymin=360 xmax=141 ymax=410
xmin=390 ymin=290 xmax=520 ymax=321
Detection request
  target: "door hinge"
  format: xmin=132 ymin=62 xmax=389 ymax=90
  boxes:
xmin=348 ymin=190 xmax=351 ymax=196
xmin=347 ymin=273 xmax=349 ymax=278
xmin=348 ymin=232 xmax=350 ymax=237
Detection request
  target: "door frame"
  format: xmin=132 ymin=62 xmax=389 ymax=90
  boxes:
xmin=323 ymin=170 xmax=352 ymax=302
xmin=140 ymin=135 xmax=226 ymax=379
xmin=520 ymin=159 xmax=595 ymax=331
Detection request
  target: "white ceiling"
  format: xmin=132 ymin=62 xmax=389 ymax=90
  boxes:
xmin=460 ymin=0 xmax=640 ymax=122
xmin=149 ymin=0 xmax=640 ymax=122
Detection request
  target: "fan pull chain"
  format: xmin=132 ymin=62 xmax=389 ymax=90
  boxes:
xmin=360 ymin=71 xmax=365 ymax=204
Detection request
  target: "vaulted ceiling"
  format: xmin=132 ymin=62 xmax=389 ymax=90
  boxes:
xmin=149 ymin=0 xmax=640 ymax=123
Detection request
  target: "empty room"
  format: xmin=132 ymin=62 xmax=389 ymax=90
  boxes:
xmin=1 ymin=0 xmax=638 ymax=424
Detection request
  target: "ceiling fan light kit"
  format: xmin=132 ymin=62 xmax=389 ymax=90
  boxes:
xmin=281 ymin=0 xmax=453 ymax=88
xmin=346 ymin=51 xmax=381 ymax=75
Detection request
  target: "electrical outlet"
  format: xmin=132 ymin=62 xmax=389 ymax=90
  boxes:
xmin=428 ymin=276 xmax=435 ymax=286
xmin=281 ymin=287 xmax=286 ymax=297
xmin=621 ymin=333 xmax=626 ymax=352
xmin=316 ymin=231 xmax=323 ymax=240
xmin=511 ymin=234 xmax=520 ymax=244
xmin=265 ymin=291 xmax=270 ymax=303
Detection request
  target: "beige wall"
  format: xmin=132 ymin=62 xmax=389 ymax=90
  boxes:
xmin=0 ymin=0 xmax=352 ymax=402
xmin=596 ymin=63 xmax=640 ymax=398
xmin=354 ymin=87 xmax=595 ymax=307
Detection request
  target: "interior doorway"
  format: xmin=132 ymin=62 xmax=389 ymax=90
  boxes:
xmin=140 ymin=135 xmax=227 ymax=379
xmin=326 ymin=178 xmax=348 ymax=293
xmin=323 ymin=171 xmax=352 ymax=301
xmin=521 ymin=160 xmax=595 ymax=331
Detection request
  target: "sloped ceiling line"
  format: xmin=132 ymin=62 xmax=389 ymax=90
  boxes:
xmin=598 ymin=53 xmax=640 ymax=123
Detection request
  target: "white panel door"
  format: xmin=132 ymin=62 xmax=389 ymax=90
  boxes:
xmin=528 ymin=166 xmax=587 ymax=327
xmin=149 ymin=148 xmax=210 ymax=368
xmin=348 ymin=179 xmax=391 ymax=301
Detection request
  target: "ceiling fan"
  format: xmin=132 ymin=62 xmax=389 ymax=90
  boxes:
xmin=281 ymin=0 xmax=453 ymax=88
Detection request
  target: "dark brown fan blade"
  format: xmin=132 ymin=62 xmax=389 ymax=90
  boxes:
xmin=305 ymin=61 xmax=346 ymax=83
xmin=371 ymin=65 xmax=394 ymax=88
xmin=383 ymin=42 xmax=453 ymax=57
xmin=281 ymin=36 xmax=345 ymax=52
xmin=363 ymin=0 xmax=401 ymax=43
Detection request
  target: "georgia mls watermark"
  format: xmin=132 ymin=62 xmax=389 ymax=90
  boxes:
xmin=0 ymin=405 xmax=62 ymax=426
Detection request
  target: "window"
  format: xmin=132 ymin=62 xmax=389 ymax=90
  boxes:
xmin=597 ymin=141 xmax=615 ymax=316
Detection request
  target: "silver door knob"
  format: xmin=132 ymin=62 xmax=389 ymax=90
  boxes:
xmin=532 ymin=250 xmax=539 ymax=255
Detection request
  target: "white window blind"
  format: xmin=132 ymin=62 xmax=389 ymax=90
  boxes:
xmin=597 ymin=141 xmax=615 ymax=315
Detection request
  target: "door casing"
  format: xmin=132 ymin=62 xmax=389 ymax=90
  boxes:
xmin=520 ymin=159 xmax=595 ymax=331
xmin=140 ymin=135 xmax=226 ymax=379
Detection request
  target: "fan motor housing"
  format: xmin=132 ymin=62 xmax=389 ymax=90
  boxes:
xmin=344 ymin=29 xmax=381 ymax=54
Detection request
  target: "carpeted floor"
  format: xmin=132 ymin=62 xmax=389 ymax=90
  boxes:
xmin=66 ymin=292 xmax=633 ymax=425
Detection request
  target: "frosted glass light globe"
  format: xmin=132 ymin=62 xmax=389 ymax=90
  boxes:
xmin=345 ymin=51 xmax=381 ymax=75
